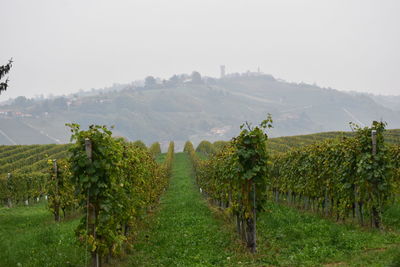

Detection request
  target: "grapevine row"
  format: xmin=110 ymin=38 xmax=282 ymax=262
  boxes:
xmin=0 ymin=144 xmax=67 ymax=174
xmin=270 ymin=122 xmax=393 ymax=228
xmin=0 ymin=140 xmax=165 ymax=209
xmin=61 ymin=124 xmax=174 ymax=265
xmin=186 ymin=117 xmax=273 ymax=252
xmin=0 ymin=144 xmax=39 ymax=159
xmin=185 ymin=120 xmax=398 ymax=257
xmin=0 ymin=171 xmax=48 ymax=207
xmin=0 ymin=145 xmax=70 ymax=207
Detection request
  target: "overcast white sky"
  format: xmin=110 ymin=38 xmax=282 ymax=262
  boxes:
xmin=1 ymin=0 xmax=399 ymax=99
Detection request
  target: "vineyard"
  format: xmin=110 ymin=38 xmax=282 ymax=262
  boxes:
xmin=192 ymin=122 xmax=400 ymax=223
xmin=0 ymin=124 xmax=400 ymax=266
xmin=267 ymin=128 xmax=400 ymax=154
xmin=0 ymin=144 xmax=70 ymax=207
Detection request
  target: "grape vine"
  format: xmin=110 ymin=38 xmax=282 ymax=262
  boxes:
xmin=186 ymin=115 xmax=273 ymax=252
xmin=67 ymin=124 xmax=173 ymax=265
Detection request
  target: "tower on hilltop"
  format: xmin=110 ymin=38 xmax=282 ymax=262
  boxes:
xmin=220 ymin=65 xmax=226 ymax=78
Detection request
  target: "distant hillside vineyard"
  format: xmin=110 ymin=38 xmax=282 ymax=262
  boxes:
xmin=1 ymin=72 xmax=400 ymax=148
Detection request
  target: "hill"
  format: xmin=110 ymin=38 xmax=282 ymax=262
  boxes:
xmin=1 ymin=72 xmax=400 ymax=148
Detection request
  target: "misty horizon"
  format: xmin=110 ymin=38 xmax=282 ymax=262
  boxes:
xmin=1 ymin=0 xmax=400 ymax=99
xmin=1 ymin=69 xmax=400 ymax=102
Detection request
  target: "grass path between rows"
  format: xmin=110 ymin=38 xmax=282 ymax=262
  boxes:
xmin=125 ymin=152 xmax=249 ymax=266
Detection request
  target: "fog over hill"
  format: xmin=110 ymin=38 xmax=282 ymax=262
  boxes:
xmin=1 ymin=72 xmax=399 ymax=149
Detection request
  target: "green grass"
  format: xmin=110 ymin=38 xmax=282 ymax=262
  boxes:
xmin=383 ymin=201 xmax=400 ymax=231
xmin=254 ymin=202 xmax=400 ymax=266
xmin=125 ymin=152 xmax=400 ymax=266
xmin=1 ymin=152 xmax=400 ymax=266
xmin=125 ymin=152 xmax=249 ymax=266
xmin=0 ymin=203 xmax=86 ymax=267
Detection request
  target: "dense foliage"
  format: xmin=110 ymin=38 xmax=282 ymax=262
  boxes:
xmin=47 ymin=159 xmax=78 ymax=221
xmin=0 ymin=172 xmax=47 ymax=207
xmin=149 ymin=142 xmax=162 ymax=158
xmin=267 ymin=129 xmax=400 ymax=154
xmin=389 ymin=144 xmax=400 ymax=194
xmin=132 ymin=140 xmax=147 ymax=150
xmin=67 ymin=124 xmax=173 ymax=265
xmin=186 ymin=116 xmax=273 ymax=252
xmin=269 ymin=122 xmax=394 ymax=228
xmin=195 ymin=140 xmax=216 ymax=156
xmin=212 ymin=141 xmax=229 ymax=152
xmin=0 ymin=144 xmax=70 ymax=207
xmin=186 ymin=120 xmax=399 ymax=258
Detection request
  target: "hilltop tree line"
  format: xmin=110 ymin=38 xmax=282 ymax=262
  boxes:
xmin=144 ymin=71 xmax=204 ymax=88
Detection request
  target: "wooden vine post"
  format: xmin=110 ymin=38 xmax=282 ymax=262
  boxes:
xmin=371 ymin=129 xmax=381 ymax=229
xmin=7 ymin=173 xmax=12 ymax=208
xmin=249 ymin=182 xmax=257 ymax=253
xmin=85 ymin=138 xmax=99 ymax=267
xmin=354 ymin=184 xmax=363 ymax=225
xmin=53 ymin=159 xmax=61 ymax=222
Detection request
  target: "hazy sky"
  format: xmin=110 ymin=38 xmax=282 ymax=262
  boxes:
xmin=1 ymin=0 xmax=399 ymax=99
